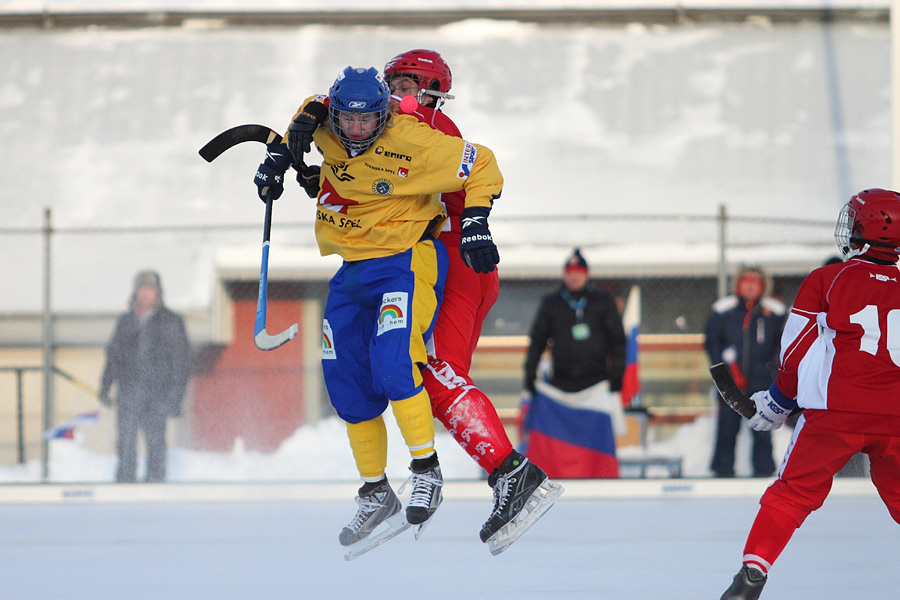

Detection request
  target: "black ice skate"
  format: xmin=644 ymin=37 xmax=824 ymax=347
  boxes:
xmin=400 ymin=453 xmax=443 ymax=539
xmin=339 ymin=478 xmax=410 ymax=561
xmin=720 ymin=565 xmax=767 ymax=600
xmin=480 ymin=451 xmax=564 ymax=556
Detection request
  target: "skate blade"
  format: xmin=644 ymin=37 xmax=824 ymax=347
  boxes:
xmin=411 ymin=495 xmax=443 ymax=540
xmin=412 ymin=521 xmax=429 ymax=540
xmin=486 ymin=479 xmax=565 ymax=556
xmin=342 ymin=512 xmax=411 ymax=561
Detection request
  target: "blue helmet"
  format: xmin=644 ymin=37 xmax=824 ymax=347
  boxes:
xmin=328 ymin=66 xmax=391 ymax=154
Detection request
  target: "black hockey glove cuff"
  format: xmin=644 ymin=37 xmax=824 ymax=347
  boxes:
xmin=459 ymin=206 xmax=500 ymax=274
xmin=288 ymin=101 xmax=328 ymax=164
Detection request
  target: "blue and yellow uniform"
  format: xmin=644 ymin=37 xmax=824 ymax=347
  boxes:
xmin=289 ymin=95 xmax=503 ymax=479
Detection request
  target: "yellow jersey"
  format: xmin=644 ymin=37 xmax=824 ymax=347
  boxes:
xmin=288 ymin=99 xmax=503 ymax=261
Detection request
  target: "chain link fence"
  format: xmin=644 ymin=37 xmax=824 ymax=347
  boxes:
xmin=0 ymin=208 xmax=839 ymax=472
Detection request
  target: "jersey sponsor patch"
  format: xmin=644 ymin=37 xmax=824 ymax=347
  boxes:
xmin=457 ymin=142 xmax=477 ymax=179
xmin=377 ymin=292 xmax=408 ymax=336
xmin=374 ymin=146 xmax=412 ymax=162
xmin=322 ymin=319 xmax=336 ymax=360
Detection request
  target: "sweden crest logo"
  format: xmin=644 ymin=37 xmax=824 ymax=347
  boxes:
xmin=372 ymin=178 xmax=394 ymax=195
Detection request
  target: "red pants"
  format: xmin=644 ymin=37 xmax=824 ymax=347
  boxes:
xmin=421 ymin=233 xmax=512 ymax=474
xmin=741 ymin=410 xmax=900 ymax=572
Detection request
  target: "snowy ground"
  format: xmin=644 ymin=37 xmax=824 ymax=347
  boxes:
xmin=0 ymin=486 xmax=895 ymax=600
xmin=0 ymin=409 xmax=795 ymax=483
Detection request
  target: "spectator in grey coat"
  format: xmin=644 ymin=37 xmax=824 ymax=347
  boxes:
xmin=99 ymin=270 xmax=190 ymax=483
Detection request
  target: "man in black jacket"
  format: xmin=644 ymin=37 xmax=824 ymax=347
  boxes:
xmin=524 ymin=249 xmax=627 ymax=395
xmin=521 ymin=249 xmax=627 ymax=477
xmin=99 ymin=271 xmax=190 ymax=483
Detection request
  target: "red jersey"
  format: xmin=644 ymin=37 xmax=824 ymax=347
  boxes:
xmin=402 ymin=104 xmax=467 ymax=233
xmin=775 ymin=258 xmax=900 ymax=422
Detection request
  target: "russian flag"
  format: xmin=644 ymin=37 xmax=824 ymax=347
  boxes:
xmin=522 ymin=381 xmax=623 ymax=479
xmin=620 ymin=285 xmax=641 ymax=408
xmin=43 ymin=411 xmax=99 ymax=440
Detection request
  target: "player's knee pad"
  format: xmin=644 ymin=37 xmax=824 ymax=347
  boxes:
xmin=345 ymin=416 xmax=388 ymax=480
xmin=391 ymin=389 xmax=435 ymax=458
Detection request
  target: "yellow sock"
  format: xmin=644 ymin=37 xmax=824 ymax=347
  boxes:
xmin=391 ymin=389 xmax=435 ymax=459
xmin=345 ymin=415 xmax=388 ymax=481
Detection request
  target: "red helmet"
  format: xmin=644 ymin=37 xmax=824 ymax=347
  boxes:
xmin=835 ymin=188 xmax=900 ymax=261
xmin=384 ymin=49 xmax=453 ymax=107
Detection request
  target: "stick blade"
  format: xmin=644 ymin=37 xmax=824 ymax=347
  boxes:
xmin=199 ymin=124 xmax=283 ymax=162
xmin=709 ymin=362 xmax=757 ymax=419
xmin=254 ymin=324 xmax=299 ymax=351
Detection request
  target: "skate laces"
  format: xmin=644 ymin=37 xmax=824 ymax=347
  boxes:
xmin=490 ymin=457 xmax=530 ymax=517
xmin=490 ymin=475 xmax=514 ymax=516
xmin=346 ymin=495 xmax=384 ymax=532
xmin=399 ymin=471 xmax=443 ymax=509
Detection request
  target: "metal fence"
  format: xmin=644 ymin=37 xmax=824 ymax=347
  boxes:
xmin=0 ymin=207 xmax=839 ymax=475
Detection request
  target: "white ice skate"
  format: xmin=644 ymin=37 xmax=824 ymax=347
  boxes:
xmin=340 ymin=479 xmax=411 ymax=561
xmin=399 ymin=455 xmax=444 ymax=540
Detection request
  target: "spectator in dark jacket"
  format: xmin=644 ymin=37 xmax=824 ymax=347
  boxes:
xmin=520 ymin=249 xmax=628 ymax=478
xmin=524 ymin=249 xmax=627 ymax=395
xmin=99 ymin=270 xmax=190 ymax=483
xmin=704 ymin=264 xmax=787 ymax=477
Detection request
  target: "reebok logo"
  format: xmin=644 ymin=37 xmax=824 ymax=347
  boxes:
xmin=461 ymin=215 xmax=485 ymax=229
xmin=256 ymin=170 xmax=282 ymax=184
xmin=461 ymin=233 xmax=492 ymax=243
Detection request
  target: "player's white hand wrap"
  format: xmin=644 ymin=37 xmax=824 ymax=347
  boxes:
xmin=748 ymin=390 xmax=789 ymax=431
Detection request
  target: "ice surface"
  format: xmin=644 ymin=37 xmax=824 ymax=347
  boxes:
xmin=0 ymin=489 xmax=895 ymax=599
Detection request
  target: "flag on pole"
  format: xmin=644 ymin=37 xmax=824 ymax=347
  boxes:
xmin=620 ymin=285 xmax=641 ymax=407
xmin=43 ymin=411 xmax=99 ymax=440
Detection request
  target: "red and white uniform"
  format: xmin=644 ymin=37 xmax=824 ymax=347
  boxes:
xmin=741 ymin=258 xmax=900 ymax=575
xmin=406 ymin=103 xmax=511 ymax=474
xmin=777 ymin=258 xmax=900 ymax=420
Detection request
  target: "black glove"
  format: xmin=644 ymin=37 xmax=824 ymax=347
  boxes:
xmin=296 ymin=164 xmax=321 ymax=198
xmin=459 ymin=206 xmax=500 ymax=274
xmin=287 ymin=101 xmax=328 ymax=164
xmin=253 ymin=143 xmax=292 ymax=201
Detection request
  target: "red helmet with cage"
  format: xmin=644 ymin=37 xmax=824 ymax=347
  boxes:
xmin=383 ymin=49 xmax=453 ymax=107
xmin=835 ymin=188 xmax=900 ymax=261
